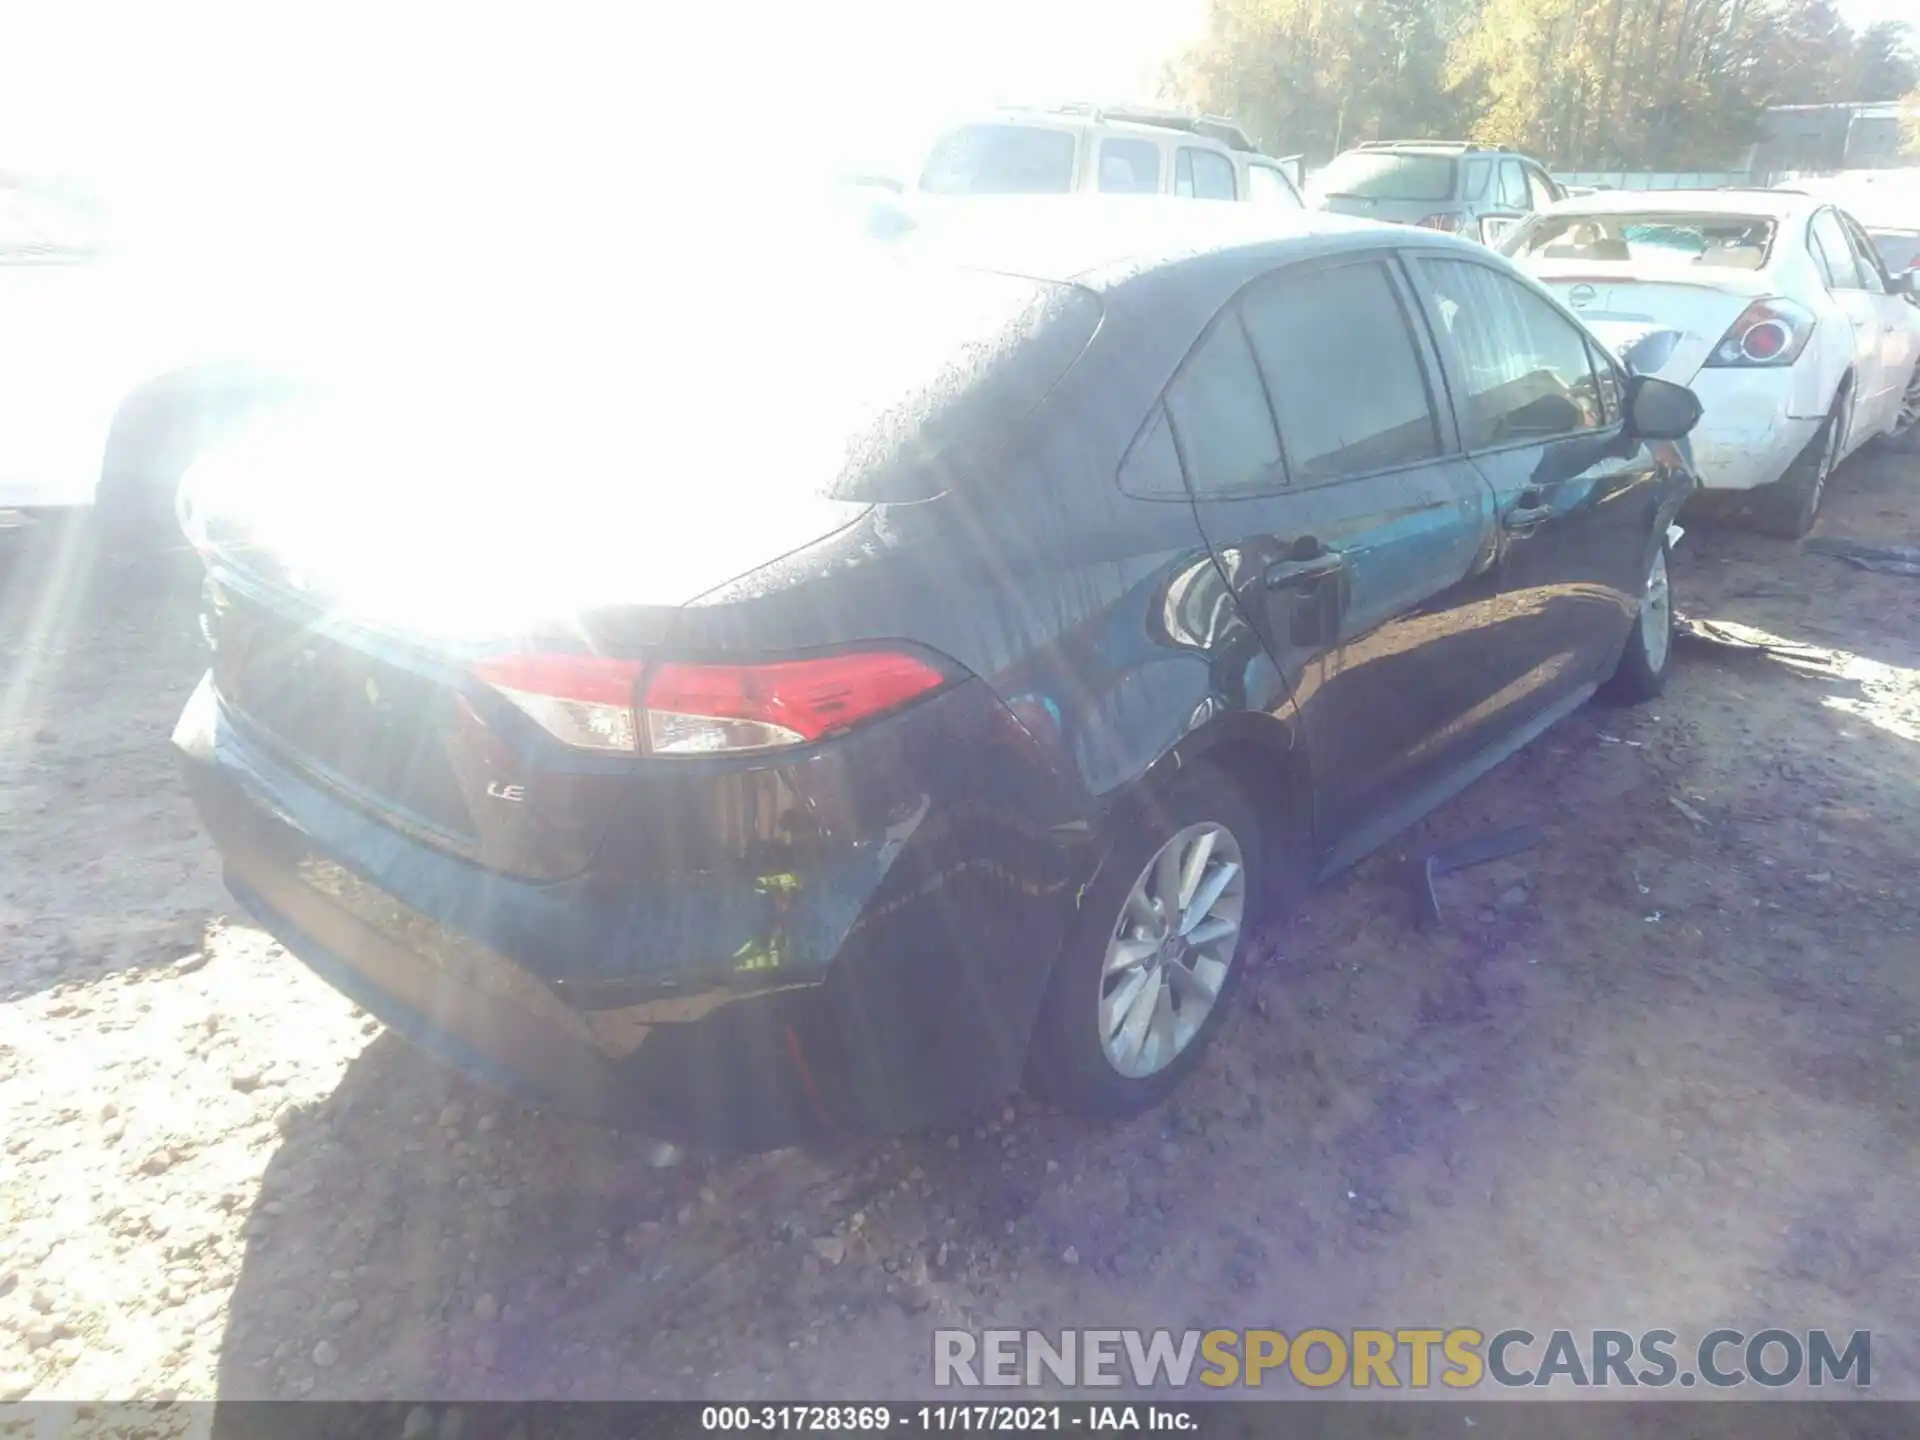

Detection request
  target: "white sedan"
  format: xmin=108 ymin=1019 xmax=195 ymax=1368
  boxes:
xmin=1502 ymin=189 xmax=1920 ymax=536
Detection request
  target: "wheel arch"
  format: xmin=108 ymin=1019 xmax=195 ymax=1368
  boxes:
xmin=98 ymin=361 xmax=294 ymax=499
xmin=1096 ymin=708 xmax=1315 ymax=912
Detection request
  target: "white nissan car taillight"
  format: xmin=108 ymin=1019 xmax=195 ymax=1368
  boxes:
xmin=1703 ymin=298 xmax=1817 ymax=368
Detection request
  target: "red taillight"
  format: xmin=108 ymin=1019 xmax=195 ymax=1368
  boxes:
xmin=472 ymin=648 xmax=952 ymax=756
xmin=1416 ymin=212 xmax=1462 ymax=232
xmin=642 ymin=652 xmax=950 ymax=756
xmin=1704 ymin=298 xmax=1816 ymax=369
xmin=1742 ymin=322 xmax=1786 ymax=360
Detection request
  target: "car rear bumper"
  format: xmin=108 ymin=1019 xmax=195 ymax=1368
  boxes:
xmin=1680 ymin=369 xmax=1821 ymax=492
xmin=174 ymin=671 xmax=1088 ymax=1151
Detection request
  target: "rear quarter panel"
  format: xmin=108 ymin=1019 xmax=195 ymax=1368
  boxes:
xmin=684 ymin=255 xmax=1296 ymax=822
xmin=1777 ymin=246 xmax=1854 ymax=420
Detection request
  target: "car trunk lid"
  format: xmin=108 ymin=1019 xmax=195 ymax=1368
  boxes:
xmin=191 ymin=394 xmax=873 ymax=883
xmin=1526 ymin=263 xmax=1774 ymax=384
xmin=183 ymin=251 xmax=1092 ymax=881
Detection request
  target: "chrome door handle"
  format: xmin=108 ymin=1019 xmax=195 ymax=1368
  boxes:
xmin=1504 ymin=505 xmax=1553 ymax=530
xmin=1503 ymin=487 xmax=1551 ymax=531
xmin=1262 ymin=550 xmax=1344 ymax=589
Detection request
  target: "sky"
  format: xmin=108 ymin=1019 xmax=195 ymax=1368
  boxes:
xmin=0 ymin=0 xmax=1205 ymax=223
xmin=1843 ymin=0 xmax=1915 ymax=31
xmin=0 ymin=0 xmax=1903 ymax=233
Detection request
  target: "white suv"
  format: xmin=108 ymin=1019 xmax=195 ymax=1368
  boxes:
xmin=909 ymin=104 xmax=1305 ymax=208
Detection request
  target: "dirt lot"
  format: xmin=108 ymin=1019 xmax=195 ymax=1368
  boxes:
xmin=4 ymin=443 xmax=1920 ymax=1409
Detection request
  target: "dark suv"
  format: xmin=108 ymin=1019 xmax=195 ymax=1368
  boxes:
xmin=1311 ymin=141 xmax=1565 ymax=246
xmin=176 ymin=200 xmax=1700 ymax=1154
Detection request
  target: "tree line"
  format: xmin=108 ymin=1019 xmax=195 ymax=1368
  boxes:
xmin=1166 ymin=0 xmax=1918 ymax=170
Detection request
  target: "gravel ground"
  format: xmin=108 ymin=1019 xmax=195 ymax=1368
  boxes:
xmin=4 ymin=443 xmax=1920 ymax=1407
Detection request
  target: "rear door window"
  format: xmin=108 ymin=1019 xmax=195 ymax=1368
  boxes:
xmin=1463 ymin=158 xmax=1493 ymax=202
xmin=919 ymin=124 xmax=1077 ymax=195
xmin=1176 ymin=148 xmax=1238 ymax=200
xmin=1098 ymin=138 xmax=1162 ymax=194
xmin=1239 ymin=260 xmax=1443 ymax=483
xmin=1497 ymin=161 xmax=1530 ymax=210
xmin=1810 ymin=210 xmax=1863 ymax=289
xmin=1419 ymin=258 xmax=1608 ymax=449
xmin=1839 ymin=214 xmax=1890 ymax=294
xmin=1165 ymin=316 xmax=1284 ymax=494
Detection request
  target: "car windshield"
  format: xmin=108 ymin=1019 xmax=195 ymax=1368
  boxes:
xmin=919 ymin=123 xmax=1077 ymax=195
xmin=1510 ymin=212 xmax=1778 ymax=270
xmin=1312 ymin=151 xmax=1457 ymax=202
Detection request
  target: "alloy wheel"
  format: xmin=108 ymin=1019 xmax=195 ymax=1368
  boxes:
xmin=1641 ymin=547 xmax=1672 ymax=674
xmin=1099 ymin=821 xmax=1247 ymax=1079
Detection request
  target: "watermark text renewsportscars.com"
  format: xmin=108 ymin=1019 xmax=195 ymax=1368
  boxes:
xmin=933 ymin=1328 xmax=1871 ymax=1391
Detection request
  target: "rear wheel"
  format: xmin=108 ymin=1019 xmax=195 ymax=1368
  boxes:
xmin=1754 ymin=395 xmax=1845 ymax=539
xmin=1882 ymin=365 xmax=1920 ymax=454
xmin=1027 ymin=764 xmax=1265 ymax=1118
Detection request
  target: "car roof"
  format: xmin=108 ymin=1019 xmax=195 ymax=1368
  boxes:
xmin=946 ymin=111 xmax=1239 ymax=154
xmin=1348 ymin=142 xmax=1489 ymax=154
xmin=1336 ymin=141 xmax=1539 ymax=160
xmin=1536 ymin=188 xmax=1817 ymax=220
xmin=892 ymin=196 xmax=1455 ymax=287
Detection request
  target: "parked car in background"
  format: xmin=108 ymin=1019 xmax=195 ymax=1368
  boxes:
xmin=1309 ymin=141 xmax=1565 ymax=246
xmin=1775 ymin=175 xmax=1920 ymax=295
xmin=908 ymin=104 xmax=1306 ymax=207
xmin=1503 ymin=188 xmax=1920 ymax=536
xmin=0 ymin=182 xmax=292 ymax=555
xmin=176 ymin=200 xmax=1700 ymax=1154
xmin=1867 ymin=228 xmax=1920 ymax=287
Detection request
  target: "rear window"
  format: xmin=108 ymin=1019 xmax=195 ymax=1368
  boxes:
xmin=920 ymin=124 xmax=1077 ymax=196
xmin=1313 ymin=151 xmax=1457 ymax=203
xmin=1246 ymin=165 xmax=1302 ymax=207
xmin=1509 ymin=212 xmax=1778 ymax=270
xmin=747 ymin=262 xmax=1103 ymax=501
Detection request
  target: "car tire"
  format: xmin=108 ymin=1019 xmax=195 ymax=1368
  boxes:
xmin=1755 ymin=394 xmax=1845 ymax=540
xmin=1599 ymin=538 xmax=1673 ymax=705
xmin=1880 ymin=366 xmax=1920 ymax=454
xmin=1026 ymin=763 xmax=1266 ymax=1119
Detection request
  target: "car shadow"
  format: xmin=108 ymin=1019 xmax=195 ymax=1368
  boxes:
xmin=1681 ymin=440 xmax=1920 ymax=675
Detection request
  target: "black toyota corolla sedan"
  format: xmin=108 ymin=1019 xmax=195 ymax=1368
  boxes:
xmin=174 ymin=199 xmax=1700 ymax=1152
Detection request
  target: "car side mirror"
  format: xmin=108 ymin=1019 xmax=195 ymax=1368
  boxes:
xmin=1623 ymin=374 xmax=1702 ymax=441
